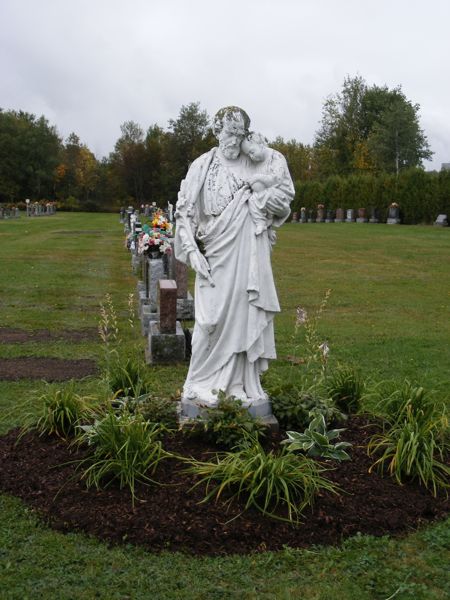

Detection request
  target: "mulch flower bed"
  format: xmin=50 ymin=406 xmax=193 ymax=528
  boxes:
xmin=0 ymin=416 xmax=448 ymax=556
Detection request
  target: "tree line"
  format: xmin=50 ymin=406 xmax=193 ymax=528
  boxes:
xmin=0 ymin=76 xmax=441 ymax=220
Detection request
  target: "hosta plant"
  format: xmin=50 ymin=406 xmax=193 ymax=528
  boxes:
xmin=282 ymin=413 xmax=352 ymax=461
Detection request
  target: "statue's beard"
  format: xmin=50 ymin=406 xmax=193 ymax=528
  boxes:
xmin=222 ymin=145 xmax=240 ymax=159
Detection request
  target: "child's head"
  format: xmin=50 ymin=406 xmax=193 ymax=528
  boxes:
xmin=241 ymin=132 xmax=268 ymax=162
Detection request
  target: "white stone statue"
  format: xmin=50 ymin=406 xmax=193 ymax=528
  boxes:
xmin=174 ymin=106 xmax=294 ymax=419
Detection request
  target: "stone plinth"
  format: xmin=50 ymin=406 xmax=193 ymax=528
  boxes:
xmin=335 ymin=208 xmax=345 ymax=222
xmin=434 ymin=214 xmax=448 ymax=227
xmin=131 ymin=253 xmax=141 ymax=273
xmin=148 ymin=258 xmax=166 ymax=311
xmin=176 ymin=293 xmax=195 ymax=320
xmin=356 ymin=208 xmax=368 ymax=223
xmin=141 ymin=304 xmax=158 ymax=336
xmin=146 ymin=320 xmax=186 ymax=364
xmin=325 ymin=209 xmax=335 ymax=223
xmin=345 ymin=209 xmax=355 ymax=222
xmin=159 ymin=280 xmax=177 ymax=333
xmin=140 ymin=292 xmax=195 ymax=336
xmin=316 ymin=208 xmax=325 ymax=223
xmin=369 ymin=207 xmax=380 ymax=223
xmin=387 ymin=206 xmax=401 ymax=224
xmin=175 ymin=259 xmax=188 ymax=299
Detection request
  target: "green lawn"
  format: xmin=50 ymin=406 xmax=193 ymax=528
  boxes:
xmin=0 ymin=213 xmax=449 ymax=599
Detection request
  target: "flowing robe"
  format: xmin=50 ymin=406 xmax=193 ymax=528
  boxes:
xmin=175 ymin=147 xmax=294 ymax=406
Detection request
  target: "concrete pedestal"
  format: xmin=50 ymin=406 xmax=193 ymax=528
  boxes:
xmin=145 ymin=321 xmax=186 ymax=364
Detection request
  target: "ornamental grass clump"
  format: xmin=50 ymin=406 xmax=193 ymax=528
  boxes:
xmin=183 ymin=441 xmax=338 ymax=523
xmin=367 ymin=381 xmax=449 ymax=496
xmin=32 ymin=381 xmax=94 ymax=439
xmin=108 ymin=357 xmax=153 ymax=397
xmin=326 ymin=366 xmax=365 ymax=414
xmin=77 ymin=410 xmax=170 ymax=504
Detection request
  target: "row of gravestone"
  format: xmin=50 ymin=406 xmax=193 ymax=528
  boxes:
xmin=25 ymin=202 xmax=56 ymax=217
xmin=292 ymin=206 xmax=401 ymax=224
xmin=292 ymin=206 xmax=448 ymax=226
xmin=0 ymin=204 xmax=57 ymax=219
xmin=119 ymin=205 xmax=173 ymax=226
xmin=124 ymin=207 xmax=194 ymax=364
xmin=0 ymin=207 xmax=20 ymax=219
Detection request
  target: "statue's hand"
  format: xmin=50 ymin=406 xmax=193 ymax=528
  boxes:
xmin=189 ymin=250 xmax=215 ymax=287
xmin=265 ymin=189 xmax=290 ymax=217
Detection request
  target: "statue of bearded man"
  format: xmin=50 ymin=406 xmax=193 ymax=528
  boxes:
xmin=174 ymin=106 xmax=294 ymax=419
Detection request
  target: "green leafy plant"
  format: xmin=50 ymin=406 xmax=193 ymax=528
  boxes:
xmin=98 ymin=294 xmax=153 ymax=397
xmin=98 ymin=293 xmax=119 ymax=389
xmin=108 ymin=357 xmax=153 ymax=397
xmin=293 ymin=289 xmax=332 ymax=372
xmin=268 ymin=380 xmax=345 ymax=430
xmin=28 ymin=381 xmax=94 ymax=439
xmin=326 ymin=366 xmax=364 ymax=414
xmin=183 ymin=441 xmax=338 ymax=522
xmin=367 ymin=381 xmax=449 ymax=495
xmin=77 ymin=410 xmax=170 ymax=504
xmin=115 ymin=393 xmax=178 ymax=429
xmin=281 ymin=413 xmax=352 ymax=461
xmin=186 ymin=391 xmax=266 ymax=449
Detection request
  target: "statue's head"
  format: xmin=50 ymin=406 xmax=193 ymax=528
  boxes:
xmin=241 ymin=132 xmax=268 ymax=162
xmin=213 ymin=106 xmax=250 ymax=159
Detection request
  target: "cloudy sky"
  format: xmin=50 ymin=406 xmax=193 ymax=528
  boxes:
xmin=1 ymin=0 xmax=449 ymax=170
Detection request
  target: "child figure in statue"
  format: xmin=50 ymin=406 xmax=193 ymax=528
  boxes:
xmin=241 ymin=132 xmax=286 ymax=236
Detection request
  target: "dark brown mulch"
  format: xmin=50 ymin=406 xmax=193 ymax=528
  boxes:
xmin=0 ymin=357 xmax=98 ymax=381
xmin=0 ymin=417 xmax=448 ymax=556
xmin=0 ymin=327 xmax=98 ymax=344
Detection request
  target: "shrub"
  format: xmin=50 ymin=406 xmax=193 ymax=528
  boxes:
xmin=77 ymin=411 xmax=170 ymax=504
xmin=32 ymin=382 xmax=93 ymax=439
xmin=116 ymin=393 xmax=178 ymax=429
xmin=326 ymin=366 xmax=364 ymax=414
xmin=367 ymin=381 xmax=449 ymax=495
xmin=281 ymin=413 xmax=352 ymax=461
xmin=185 ymin=392 xmax=266 ymax=449
xmin=183 ymin=441 xmax=338 ymax=522
xmin=268 ymin=381 xmax=345 ymax=430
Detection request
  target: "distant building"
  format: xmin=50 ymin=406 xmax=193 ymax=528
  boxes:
xmin=441 ymin=163 xmax=450 ymax=171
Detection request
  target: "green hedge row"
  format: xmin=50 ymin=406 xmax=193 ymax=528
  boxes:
xmin=292 ymin=169 xmax=450 ymax=224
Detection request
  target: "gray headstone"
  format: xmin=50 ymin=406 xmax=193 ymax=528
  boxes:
xmin=434 ymin=214 xmax=448 ymax=227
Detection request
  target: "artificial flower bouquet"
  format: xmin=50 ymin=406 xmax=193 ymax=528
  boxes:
xmin=138 ymin=209 xmax=173 ymax=256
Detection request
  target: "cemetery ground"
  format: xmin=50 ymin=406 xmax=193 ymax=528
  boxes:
xmin=0 ymin=212 xmax=449 ymax=599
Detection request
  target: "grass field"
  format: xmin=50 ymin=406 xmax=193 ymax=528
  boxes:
xmin=0 ymin=213 xmax=449 ymax=599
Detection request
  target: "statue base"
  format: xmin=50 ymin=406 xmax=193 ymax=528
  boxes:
xmin=180 ymin=395 xmax=278 ymax=431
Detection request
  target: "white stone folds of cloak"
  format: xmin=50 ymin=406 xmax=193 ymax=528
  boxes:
xmin=174 ymin=147 xmax=294 ymax=391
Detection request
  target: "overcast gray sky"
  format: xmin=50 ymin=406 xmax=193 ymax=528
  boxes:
xmin=1 ymin=0 xmax=449 ymax=170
